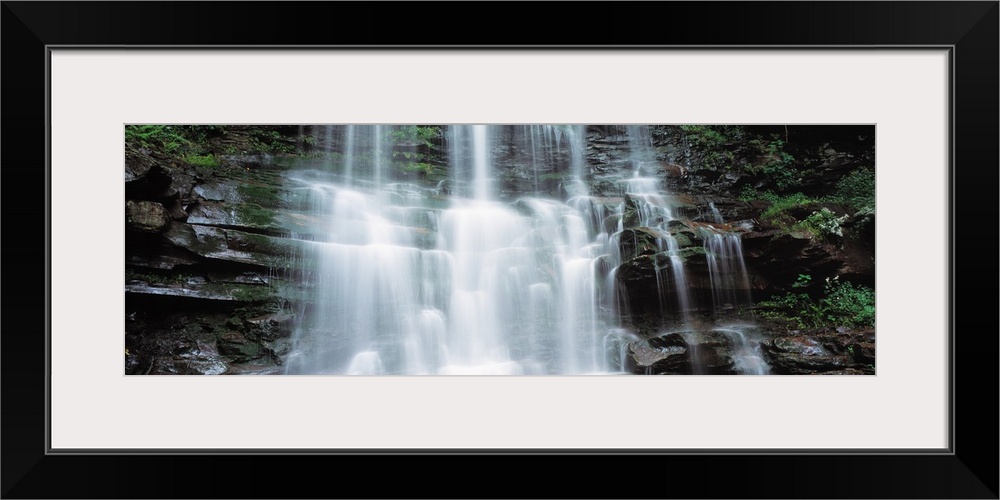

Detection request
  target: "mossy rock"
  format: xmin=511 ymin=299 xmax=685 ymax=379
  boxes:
xmin=230 ymin=284 xmax=278 ymax=303
xmin=617 ymin=228 xmax=661 ymax=261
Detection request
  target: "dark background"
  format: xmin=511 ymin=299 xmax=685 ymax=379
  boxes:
xmin=2 ymin=2 xmax=997 ymax=498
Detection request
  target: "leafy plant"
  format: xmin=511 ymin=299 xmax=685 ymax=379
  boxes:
xmin=830 ymin=166 xmax=875 ymax=214
xmin=758 ymin=274 xmax=875 ymax=329
xmin=738 ymin=185 xmax=766 ymax=202
xmin=680 ymin=125 xmax=741 ymax=170
xmin=792 ymin=207 xmax=849 ymax=238
xmin=680 ymin=125 xmax=730 ymax=148
xmin=822 ymin=276 xmax=875 ymax=327
xmin=759 ymin=192 xmax=815 ymax=226
xmin=399 ymin=162 xmax=437 ymax=176
xmin=125 ymin=125 xmax=191 ymax=154
xmin=184 ymin=154 xmax=220 ymax=168
xmin=389 ymin=125 xmax=440 ymax=147
xmin=249 ymin=129 xmax=296 ymax=153
xmin=746 ymin=138 xmax=798 ymax=190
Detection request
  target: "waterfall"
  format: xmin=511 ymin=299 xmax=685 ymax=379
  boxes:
xmin=713 ymin=326 xmax=771 ymax=375
xmin=471 ymin=125 xmax=491 ymax=200
xmin=703 ymin=231 xmax=753 ymax=311
xmin=608 ymin=126 xmax=695 ymax=326
xmin=342 ymin=125 xmax=355 ymax=184
xmin=283 ymin=124 xmax=760 ymax=375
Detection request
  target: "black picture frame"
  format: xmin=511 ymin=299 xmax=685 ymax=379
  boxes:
xmin=3 ymin=2 xmax=997 ymax=498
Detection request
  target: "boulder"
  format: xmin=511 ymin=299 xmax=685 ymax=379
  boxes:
xmin=124 ymin=144 xmax=157 ymax=183
xmin=126 ymin=200 xmax=172 ymax=233
xmin=759 ymin=335 xmax=851 ymax=374
xmin=625 ymin=333 xmax=690 ymax=374
xmin=217 ymin=331 xmax=266 ymax=363
xmin=624 ymin=331 xmax=739 ymax=375
xmin=617 ymin=227 xmax=663 ymax=261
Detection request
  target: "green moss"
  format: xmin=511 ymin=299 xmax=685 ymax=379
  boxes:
xmin=185 ymin=154 xmax=220 ymax=168
xmin=237 ymin=185 xmax=285 ymax=209
xmin=759 ymin=192 xmax=816 ymax=227
xmin=239 ymin=342 xmax=262 ymax=357
xmin=230 ymin=285 xmax=276 ymax=303
xmin=233 ymin=203 xmax=277 ymax=229
xmin=671 ymin=233 xmax=693 ymax=248
xmin=238 ymin=232 xmax=285 ymax=254
xmin=652 ymin=247 xmax=706 ymax=269
xmin=125 ymin=269 xmax=190 ymax=286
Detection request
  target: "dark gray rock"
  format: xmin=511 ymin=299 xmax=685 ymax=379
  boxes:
xmin=124 ymin=145 xmax=157 ymax=183
xmin=759 ymin=335 xmax=851 ymax=374
xmin=126 ymin=200 xmax=172 ymax=233
xmin=162 ymin=222 xmax=307 ymax=270
xmin=625 ymin=333 xmax=690 ymax=374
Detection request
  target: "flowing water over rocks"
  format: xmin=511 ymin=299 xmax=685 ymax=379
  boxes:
xmin=280 ymin=126 xmax=767 ymax=375
xmin=124 ymin=124 xmax=876 ymax=375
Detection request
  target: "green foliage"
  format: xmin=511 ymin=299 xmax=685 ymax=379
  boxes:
xmin=680 ymin=125 xmax=742 ymax=170
xmin=738 ymin=185 xmax=767 ymax=202
xmin=759 ymin=192 xmax=815 ymax=226
xmin=823 ymin=277 xmax=875 ymax=327
xmin=792 ymin=273 xmax=811 ymax=288
xmin=792 ymin=207 xmax=849 ymax=238
xmin=125 ymin=125 xmax=191 ymax=154
xmin=680 ymin=125 xmax=729 ymax=148
xmin=386 ymin=126 xmax=442 ymax=180
xmin=758 ymin=274 xmax=875 ymax=329
xmin=389 ymin=125 xmax=440 ymax=147
xmin=766 ymin=139 xmax=794 ymax=164
xmin=399 ymin=162 xmax=437 ymax=176
xmin=184 ymin=154 xmax=220 ymax=168
xmin=249 ymin=129 xmax=296 ymax=154
xmin=743 ymin=189 xmax=851 ymax=240
xmin=746 ymin=138 xmax=798 ymax=190
xmin=830 ymin=166 xmax=875 ymax=214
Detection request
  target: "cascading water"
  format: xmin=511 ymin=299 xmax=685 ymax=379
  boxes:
xmin=283 ymin=125 xmax=763 ymax=375
xmin=713 ymin=325 xmax=770 ymax=375
xmin=606 ymin=125 xmax=696 ymax=326
xmin=703 ymin=231 xmax=753 ymax=312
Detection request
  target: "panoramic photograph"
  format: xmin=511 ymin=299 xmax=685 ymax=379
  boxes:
xmin=125 ymin=124 xmax=875 ymax=375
